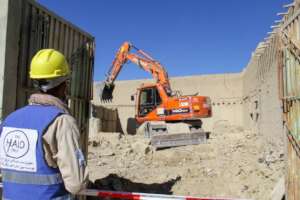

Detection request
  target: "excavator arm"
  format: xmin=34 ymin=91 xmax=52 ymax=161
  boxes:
xmin=99 ymin=42 xmax=171 ymax=101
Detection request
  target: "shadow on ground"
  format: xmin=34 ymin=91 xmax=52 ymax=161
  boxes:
xmin=87 ymin=173 xmax=181 ymax=199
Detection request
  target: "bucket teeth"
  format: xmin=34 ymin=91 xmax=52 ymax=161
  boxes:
xmin=99 ymin=82 xmax=115 ymax=101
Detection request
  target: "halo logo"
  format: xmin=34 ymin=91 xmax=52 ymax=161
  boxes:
xmin=3 ymin=130 xmax=29 ymax=159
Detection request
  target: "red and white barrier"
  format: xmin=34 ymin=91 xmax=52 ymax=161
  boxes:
xmin=79 ymin=189 xmax=252 ymax=200
xmin=0 ymin=183 xmax=252 ymax=200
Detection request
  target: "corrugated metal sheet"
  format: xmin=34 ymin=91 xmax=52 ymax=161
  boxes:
xmin=13 ymin=0 xmax=94 ymax=154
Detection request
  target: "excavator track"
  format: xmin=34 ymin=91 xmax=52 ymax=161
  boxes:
xmin=138 ymin=121 xmax=210 ymax=149
xmin=151 ymin=131 xmax=209 ymax=149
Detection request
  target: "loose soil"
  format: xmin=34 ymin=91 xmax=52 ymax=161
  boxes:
xmin=88 ymin=123 xmax=285 ymax=200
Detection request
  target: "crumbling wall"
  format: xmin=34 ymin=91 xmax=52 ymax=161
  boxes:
xmin=167 ymin=74 xmax=244 ymax=131
xmin=90 ymin=105 xmax=122 ymax=135
xmin=242 ymin=35 xmax=283 ymax=145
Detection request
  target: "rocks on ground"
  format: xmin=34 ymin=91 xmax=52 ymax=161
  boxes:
xmin=87 ymin=125 xmax=285 ymax=200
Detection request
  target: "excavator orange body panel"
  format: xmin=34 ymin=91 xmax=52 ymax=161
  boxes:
xmin=135 ymin=83 xmax=212 ymax=124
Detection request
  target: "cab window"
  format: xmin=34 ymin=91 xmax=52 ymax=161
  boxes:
xmin=140 ymin=88 xmax=154 ymax=105
xmin=138 ymin=87 xmax=162 ymax=117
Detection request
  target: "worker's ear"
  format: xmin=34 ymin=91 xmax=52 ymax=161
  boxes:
xmin=131 ymin=95 xmax=135 ymax=101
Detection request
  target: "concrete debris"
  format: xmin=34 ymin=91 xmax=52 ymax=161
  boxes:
xmin=258 ymin=158 xmax=265 ymax=163
xmin=96 ymin=161 xmax=107 ymax=166
xmin=270 ymin=177 xmax=285 ymax=200
xmin=99 ymin=149 xmax=115 ymax=157
xmin=131 ymin=141 xmax=153 ymax=155
xmin=242 ymin=185 xmax=249 ymax=192
xmin=91 ymin=141 xmax=100 ymax=147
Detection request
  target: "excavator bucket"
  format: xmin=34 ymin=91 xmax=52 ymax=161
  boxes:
xmin=98 ymin=82 xmax=115 ymax=101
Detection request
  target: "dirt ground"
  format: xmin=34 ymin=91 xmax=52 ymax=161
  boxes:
xmin=87 ymin=123 xmax=285 ymax=200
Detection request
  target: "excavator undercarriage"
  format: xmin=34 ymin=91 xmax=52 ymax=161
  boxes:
xmin=137 ymin=120 xmax=210 ymax=148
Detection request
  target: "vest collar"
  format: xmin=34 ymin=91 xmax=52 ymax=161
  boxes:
xmin=28 ymin=93 xmax=70 ymax=114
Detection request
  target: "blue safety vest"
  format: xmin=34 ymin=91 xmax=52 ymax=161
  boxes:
xmin=0 ymin=105 xmax=73 ymax=200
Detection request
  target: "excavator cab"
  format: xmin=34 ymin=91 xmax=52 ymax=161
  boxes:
xmin=138 ymin=86 xmax=162 ymax=117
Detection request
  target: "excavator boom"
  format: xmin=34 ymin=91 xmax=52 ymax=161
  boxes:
xmin=99 ymin=42 xmax=171 ymax=101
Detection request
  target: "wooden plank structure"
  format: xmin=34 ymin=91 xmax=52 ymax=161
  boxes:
xmin=279 ymin=1 xmax=300 ymax=199
xmin=0 ymin=0 xmax=94 ymax=156
xmin=0 ymin=1 xmax=94 ymax=199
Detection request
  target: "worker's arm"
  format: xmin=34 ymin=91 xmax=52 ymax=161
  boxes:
xmin=43 ymin=114 xmax=89 ymax=194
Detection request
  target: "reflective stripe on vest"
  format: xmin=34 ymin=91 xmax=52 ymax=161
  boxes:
xmin=51 ymin=194 xmax=74 ymax=200
xmin=2 ymin=170 xmax=63 ymax=185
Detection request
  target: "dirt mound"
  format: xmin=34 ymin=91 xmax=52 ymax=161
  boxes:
xmin=87 ymin=126 xmax=284 ymax=200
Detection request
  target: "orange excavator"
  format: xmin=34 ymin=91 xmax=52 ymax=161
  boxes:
xmin=99 ymin=42 xmax=212 ymax=148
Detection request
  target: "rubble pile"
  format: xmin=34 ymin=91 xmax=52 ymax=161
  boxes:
xmin=88 ymin=124 xmax=285 ymax=200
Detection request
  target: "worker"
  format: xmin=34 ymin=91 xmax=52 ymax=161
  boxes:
xmin=0 ymin=49 xmax=89 ymax=199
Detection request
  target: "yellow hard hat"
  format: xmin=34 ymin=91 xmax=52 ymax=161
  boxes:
xmin=30 ymin=49 xmax=70 ymax=79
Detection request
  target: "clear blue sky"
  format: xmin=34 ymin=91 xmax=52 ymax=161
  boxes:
xmin=38 ymin=0 xmax=290 ymax=81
